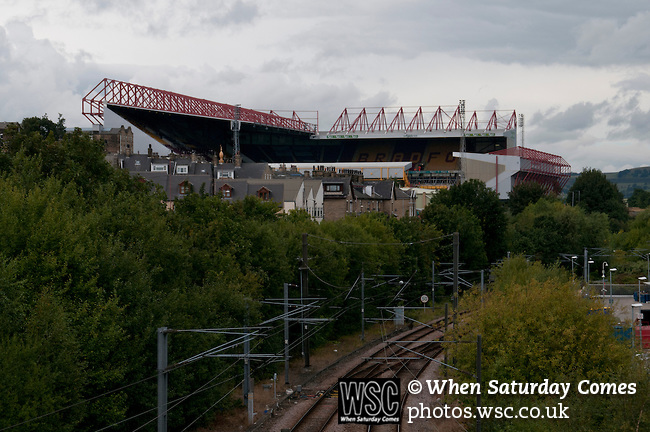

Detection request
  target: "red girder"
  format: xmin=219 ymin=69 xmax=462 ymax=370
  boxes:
xmin=445 ymin=106 xmax=463 ymax=131
xmin=466 ymin=111 xmax=478 ymax=131
xmin=491 ymin=146 xmax=571 ymax=193
xmin=486 ymin=111 xmax=499 ymax=130
xmin=82 ymin=78 xmax=317 ymax=133
xmin=388 ymin=108 xmax=406 ymax=131
xmin=330 ymin=108 xmax=351 ymax=133
xmin=369 ymin=108 xmax=387 ymax=131
xmin=506 ymin=110 xmax=517 ymax=130
xmin=349 ymin=108 xmax=370 ymax=132
xmin=328 ymin=105 xmax=518 ymax=134
xmin=426 ymin=106 xmax=447 ymax=131
xmin=407 ymin=107 xmax=425 ymax=132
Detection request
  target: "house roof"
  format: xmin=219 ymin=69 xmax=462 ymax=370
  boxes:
xmin=235 ymin=163 xmax=270 ymax=179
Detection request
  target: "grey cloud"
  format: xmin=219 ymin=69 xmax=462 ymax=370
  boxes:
xmin=605 ymin=94 xmax=650 ymax=140
xmin=201 ymin=0 xmax=258 ymax=26
xmin=538 ymin=102 xmax=599 ymax=132
xmin=614 ymin=73 xmax=650 ymax=93
xmin=0 ymin=22 xmax=102 ymax=124
xmin=572 ymin=12 xmax=650 ymax=66
xmin=74 ymin=0 xmax=258 ymax=36
xmin=283 ymin=0 xmax=650 ymax=67
xmin=529 ymin=101 xmax=602 ymax=144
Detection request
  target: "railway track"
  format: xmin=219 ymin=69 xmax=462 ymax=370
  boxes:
xmin=288 ymin=317 xmax=451 ymax=432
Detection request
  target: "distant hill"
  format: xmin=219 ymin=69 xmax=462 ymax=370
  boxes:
xmin=563 ymin=167 xmax=650 ymax=199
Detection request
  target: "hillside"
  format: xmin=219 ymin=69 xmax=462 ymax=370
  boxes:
xmin=564 ymin=166 xmax=650 ymax=199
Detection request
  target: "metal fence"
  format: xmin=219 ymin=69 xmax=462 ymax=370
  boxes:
xmin=584 ymin=283 xmax=644 ymax=296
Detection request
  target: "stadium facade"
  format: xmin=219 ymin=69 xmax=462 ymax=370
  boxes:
xmin=83 ymin=78 xmax=570 ymax=197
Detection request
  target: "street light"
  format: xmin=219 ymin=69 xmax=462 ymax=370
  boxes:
xmin=609 ymin=268 xmax=617 ymax=305
xmin=587 ymin=259 xmax=594 ymax=285
xmin=601 ymin=262 xmax=609 ymax=297
xmin=631 ymin=303 xmax=642 ymax=349
xmin=571 ymin=256 xmax=578 ymax=281
xmin=639 ymin=276 xmax=648 ymax=303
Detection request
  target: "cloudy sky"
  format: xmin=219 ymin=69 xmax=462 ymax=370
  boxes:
xmin=1 ymin=0 xmax=650 ymax=172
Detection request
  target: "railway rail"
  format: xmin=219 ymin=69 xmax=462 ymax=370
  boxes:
xmin=288 ymin=316 xmax=452 ymax=432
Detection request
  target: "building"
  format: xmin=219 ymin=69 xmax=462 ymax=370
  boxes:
xmin=120 ymin=154 xmax=212 ymax=208
xmin=83 ymin=79 xmax=571 ymax=202
xmin=118 ymin=155 xmax=415 ymax=219
xmin=92 ymin=125 xmax=134 ymax=155
xmin=454 ymin=146 xmax=571 ymax=199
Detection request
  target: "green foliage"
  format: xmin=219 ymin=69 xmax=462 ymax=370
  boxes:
xmin=449 ymin=256 xmax=649 ymax=431
xmin=421 ymin=202 xmax=488 ymax=269
xmin=509 ymin=199 xmax=610 ymax=264
xmin=508 ymin=181 xmax=555 ymax=215
xmin=3 ymin=116 xmax=648 ymax=431
xmin=568 ymin=168 xmax=628 ymax=231
xmin=627 ymin=188 xmax=650 ymax=208
xmin=426 ymin=179 xmax=507 ymax=264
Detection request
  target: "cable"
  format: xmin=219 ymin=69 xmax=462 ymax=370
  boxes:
xmin=0 ymin=374 xmax=159 ymax=432
xmin=179 ymin=383 xmax=241 ymax=432
xmin=307 ymin=232 xmax=453 ymax=246
xmin=130 ymin=362 xmax=242 ymax=432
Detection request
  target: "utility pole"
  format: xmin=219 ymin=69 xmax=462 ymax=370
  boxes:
xmin=361 ymin=266 xmax=365 ymax=341
xmin=232 ymin=104 xmax=241 ymax=167
xmin=284 ymin=283 xmax=290 ymax=385
xmin=583 ymin=248 xmax=588 ymax=283
xmin=458 ymin=100 xmax=466 ymax=184
xmin=431 ymin=260 xmax=435 ymax=312
xmin=453 ymin=232 xmax=459 ymax=324
xmin=481 ymin=270 xmax=485 ymax=306
xmin=476 ymin=334 xmax=482 ymax=432
xmin=157 ymin=327 xmax=168 ymax=432
xmin=243 ymin=326 xmax=251 ymax=415
xmin=301 ymin=233 xmax=310 ymax=368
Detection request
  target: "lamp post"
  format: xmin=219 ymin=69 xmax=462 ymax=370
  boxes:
xmin=587 ymin=259 xmax=594 ymax=285
xmin=632 ymin=303 xmax=642 ymax=349
xmin=609 ymin=268 xmax=617 ymax=305
xmin=601 ymin=262 xmax=608 ymax=297
xmin=571 ymin=256 xmax=578 ymax=281
xmin=638 ymin=276 xmax=648 ymax=303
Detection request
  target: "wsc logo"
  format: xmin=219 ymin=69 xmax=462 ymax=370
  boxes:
xmin=338 ymin=378 xmax=401 ymax=424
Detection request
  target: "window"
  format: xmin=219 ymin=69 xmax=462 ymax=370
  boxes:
xmin=218 ymin=171 xmax=233 ymax=179
xmin=324 ymin=183 xmax=342 ymax=193
xmin=220 ymin=184 xmax=233 ymax=198
xmin=176 ymin=165 xmax=188 ymax=174
xmin=152 ymin=164 xmax=168 ymax=173
xmin=257 ymin=187 xmax=271 ymax=201
xmin=179 ymin=181 xmax=192 ymax=196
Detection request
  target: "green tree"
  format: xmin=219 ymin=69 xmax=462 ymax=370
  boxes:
xmin=508 ymin=181 xmax=554 ymax=215
xmin=509 ymin=199 xmax=609 ymax=264
xmin=421 ymin=202 xmax=488 ymax=269
xmin=429 ymin=179 xmax=507 ymax=264
xmin=612 ymin=208 xmax=650 ymax=251
xmin=0 ymin=117 xmax=258 ymax=431
xmin=568 ymin=168 xmax=628 ymax=231
xmin=449 ymin=256 xmax=648 ymax=431
xmin=627 ymin=188 xmax=650 ymax=208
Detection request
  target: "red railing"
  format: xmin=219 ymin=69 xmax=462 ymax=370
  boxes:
xmin=491 ymin=146 xmax=572 ymax=193
xmin=82 ymin=78 xmax=317 ymax=133
xmin=328 ymin=104 xmax=517 ymax=134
